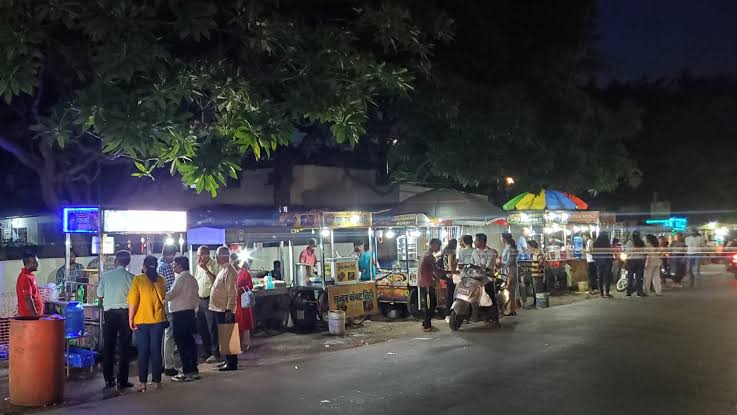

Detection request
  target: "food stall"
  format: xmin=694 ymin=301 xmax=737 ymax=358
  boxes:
xmin=372 ymin=189 xmax=505 ymax=318
xmin=51 ymin=207 xmax=187 ymax=373
xmin=502 ymin=189 xmax=597 ymax=290
xmin=320 ymin=211 xmax=379 ymax=323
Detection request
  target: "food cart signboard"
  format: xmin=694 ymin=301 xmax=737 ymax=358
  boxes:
xmin=103 ymin=210 xmax=187 ymax=233
xmin=507 ymin=212 xmax=545 ymax=225
xmin=62 ymin=207 xmax=100 ymax=233
xmin=334 ymin=259 xmax=359 ymax=284
xmin=567 ymin=211 xmax=600 ymax=224
xmin=391 ymin=214 xmax=432 ymax=227
xmin=328 ymin=282 xmax=378 ymax=318
xmin=279 ymin=212 xmax=320 ymax=228
xmin=323 ymin=211 xmax=372 ymax=229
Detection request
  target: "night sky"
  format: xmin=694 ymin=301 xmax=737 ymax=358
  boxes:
xmin=597 ymin=0 xmax=737 ymax=80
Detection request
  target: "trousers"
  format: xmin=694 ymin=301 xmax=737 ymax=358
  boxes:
xmin=644 ymin=264 xmax=662 ymax=295
xmin=172 ymin=309 xmax=198 ymax=375
xmin=419 ymin=287 xmax=437 ymax=329
xmin=102 ymin=309 xmax=132 ymax=385
xmin=196 ymin=297 xmax=219 ymax=358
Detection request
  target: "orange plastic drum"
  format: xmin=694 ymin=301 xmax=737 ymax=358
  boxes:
xmin=9 ymin=316 xmax=65 ymax=407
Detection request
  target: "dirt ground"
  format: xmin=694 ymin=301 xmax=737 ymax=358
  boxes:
xmin=0 ymin=290 xmax=591 ymax=414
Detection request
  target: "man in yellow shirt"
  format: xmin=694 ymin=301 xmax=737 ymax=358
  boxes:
xmin=209 ymin=246 xmax=239 ymax=371
xmin=194 ymin=246 xmax=220 ymax=363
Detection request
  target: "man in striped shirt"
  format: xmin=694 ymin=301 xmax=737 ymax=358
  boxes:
xmin=159 ymin=244 xmax=179 ymax=377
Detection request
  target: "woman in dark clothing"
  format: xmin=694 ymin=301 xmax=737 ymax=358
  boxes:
xmin=593 ymin=232 xmax=614 ymax=297
xmin=625 ymin=231 xmax=647 ymax=297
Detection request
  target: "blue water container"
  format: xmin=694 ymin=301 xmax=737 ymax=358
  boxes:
xmin=64 ymin=301 xmax=84 ymax=338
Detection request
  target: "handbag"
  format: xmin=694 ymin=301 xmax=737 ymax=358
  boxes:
xmin=240 ymin=287 xmax=255 ymax=309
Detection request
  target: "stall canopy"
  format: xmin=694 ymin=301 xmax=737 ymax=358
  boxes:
xmin=502 ymin=189 xmax=588 ymax=211
xmin=390 ymin=188 xmax=503 ymax=222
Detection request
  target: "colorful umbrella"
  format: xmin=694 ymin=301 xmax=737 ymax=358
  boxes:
xmin=502 ymin=189 xmax=588 ymax=211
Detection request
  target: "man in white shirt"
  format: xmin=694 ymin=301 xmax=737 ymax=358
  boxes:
xmin=167 ymin=256 xmax=200 ymax=382
xmin=685 ymin=230 xmax=706 ymax=287
xmin=209 ymin=246 xmax=239 ymax=371
xmin=458 ymin=235 xmax=475 ymax=266
xmin=194 ymin=246 xmax=221 ymax=363
xmin=471 ymin=233 xmax=499 ymax=323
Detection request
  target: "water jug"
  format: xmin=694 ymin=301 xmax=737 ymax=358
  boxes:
xmin=64 ymin=301 xmax=85 ymax=338
xmin=265 ymin=272 xmax=275 ymax=289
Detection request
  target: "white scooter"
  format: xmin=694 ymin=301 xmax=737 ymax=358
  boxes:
xmin=448 ymin=266 xmax=506 ymax=330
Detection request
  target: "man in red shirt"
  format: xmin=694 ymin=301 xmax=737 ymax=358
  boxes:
xmin=418 ymin=238 xmax=447 ymax=332
xmin=16 ymin=253 xmax=44 ymax=317
xmin=299 ymin=238 xmax=319 ymax=269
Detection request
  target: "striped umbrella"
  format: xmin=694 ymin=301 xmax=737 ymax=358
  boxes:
xmin=502 ymin=189 xmax=588 ymax=211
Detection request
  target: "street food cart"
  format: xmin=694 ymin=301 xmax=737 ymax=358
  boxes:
xmin=372 ymin=188 xmax=505 ymax=318
xmin=503 ymin=190 xmax=597 ymax=290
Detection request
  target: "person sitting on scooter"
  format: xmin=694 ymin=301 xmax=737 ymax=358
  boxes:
xmin=471 ymin=234 xmax=500 ymax=323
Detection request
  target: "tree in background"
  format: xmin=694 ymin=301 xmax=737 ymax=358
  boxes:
xmin=0 ymin=0 xmax=450 ymax=208
xmin=385 ymin=0 xmax=641 ymax=203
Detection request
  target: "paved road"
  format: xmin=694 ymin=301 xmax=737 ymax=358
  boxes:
xmin=47 ymin=271 xmax=737 ymax=415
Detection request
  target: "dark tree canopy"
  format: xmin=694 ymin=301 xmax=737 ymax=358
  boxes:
xmin=0 ymin=0 xmax=450 ymax=208
xmin=386 ymin=0 xmax=641 ymax=202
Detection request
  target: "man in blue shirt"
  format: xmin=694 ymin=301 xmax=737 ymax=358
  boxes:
xmin=97 ymin=250 xmax=134 ymax=390
xmin=158 ymin=244 xmax=179 ymax=376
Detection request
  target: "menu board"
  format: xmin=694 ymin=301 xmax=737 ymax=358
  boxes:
xmin=334 ymin=259 xmax=359 ymax=284
xmin=62 ymin=207 xmax=100 ymax=233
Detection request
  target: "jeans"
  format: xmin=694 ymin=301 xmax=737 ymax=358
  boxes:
xmin=687 ymin=257 xmax=700 ymax=287
xmin=135 ymin=322 xmax=165 ymax=383
xmin=172 ymin=309 xmax=198 ymax=375
xmin=587 ymin=261 xmax=598 ymax=291
xmin=595 ymin=259 xmax=612 ymax=296
xmin=531 ymin=277 xmax=544 ymax=305
xmin=196 ymin=297 xmax=218 ymax=358
xmin=419 ymin=287 xmax=437 ymax=329
xmin=163 ymin=312 xmax=178 ymax=370
xmin=626 ymin=260 xmax=645 ymax=296
xmin=102 ymin=309 xmax=132 ymax=385
xmin=214 ymin=311 xmax=238 ymax=369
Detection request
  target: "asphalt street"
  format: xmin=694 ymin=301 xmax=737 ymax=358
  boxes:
xmin=44 ymin=270 xmax=737 ymax=415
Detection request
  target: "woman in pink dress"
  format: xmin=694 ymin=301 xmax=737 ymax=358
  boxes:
xmin=231 ymin=254 xmax=255 ymax=352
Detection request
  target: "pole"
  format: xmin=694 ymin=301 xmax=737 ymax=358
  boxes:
xmin=367 ymin=227 xmax=374 ymax=280
xmin=288 ymin=239 xmax=294 ymax=287
xmin=64 ymin=233 xmax=71 ymax=294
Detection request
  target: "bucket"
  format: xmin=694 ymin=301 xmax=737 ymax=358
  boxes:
xmin=535 ymin=293 xmax=549 ymax=309
xmin=577 ymin=281 xmax=589 ymax=292
xmin=328 ymin=310 xmax=346 ymax=336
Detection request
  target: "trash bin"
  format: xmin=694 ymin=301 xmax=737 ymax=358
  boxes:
xmin=9 ymin=316 xmax=65 ymax=407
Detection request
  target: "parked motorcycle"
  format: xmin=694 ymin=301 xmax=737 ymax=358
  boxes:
xmin=615 ymin=253 xmax=629 ymax=292
xmin=448 ymin=266 xmax=507 ymax=330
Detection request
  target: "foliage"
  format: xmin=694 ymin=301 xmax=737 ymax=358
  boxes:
xmin=0 ymin=0 xmax=445 ymax=203
xmin=386 ymin=1 xmax=641 ymax=200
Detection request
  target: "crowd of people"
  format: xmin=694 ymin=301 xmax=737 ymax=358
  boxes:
xmin=93 ymin=245 xmax=254 ymax=392
xmin=414 ymin=228 xmax=721 ymax=332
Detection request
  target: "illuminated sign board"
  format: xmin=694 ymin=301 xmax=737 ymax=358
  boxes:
xmin=645 ymin=217 xmax=688 ymax=232
xmin=103 ymin=210 xmax=187 ymax=233
xmin=62 ymin=207 xmax=100 ymax=233
xmin=322 ymin=211 xmax=372 ymax=229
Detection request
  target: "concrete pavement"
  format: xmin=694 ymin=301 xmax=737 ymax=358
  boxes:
xmin=35 ymin=269 xmax=737 ymax=414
